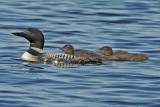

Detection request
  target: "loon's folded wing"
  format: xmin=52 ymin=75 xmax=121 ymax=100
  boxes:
xmin=39 ymin=53 xmax=102 ymax=64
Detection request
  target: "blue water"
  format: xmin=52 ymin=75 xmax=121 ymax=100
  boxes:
xmin=0 ymin=0 xmax=160 ymax=106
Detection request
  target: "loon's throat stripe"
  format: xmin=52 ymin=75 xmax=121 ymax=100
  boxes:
xmin=27 ymin=49 xmax=41 ymax=56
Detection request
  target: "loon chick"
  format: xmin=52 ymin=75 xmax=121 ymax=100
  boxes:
xmin=95 ymin=46 xmax=149 ymax=61
xmin=59 ymin=44 xmax=101 ymax=58
xmin=12 ymin=28 xmax=101 ymax=64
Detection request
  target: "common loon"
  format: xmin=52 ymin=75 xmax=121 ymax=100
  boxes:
xmin=95 ymin=46 xmax=149 ymax=61
xmin=59 ymin=44 xmax=101 ymax=58
xmin=12 ymin=28 xmax=101 ymax=64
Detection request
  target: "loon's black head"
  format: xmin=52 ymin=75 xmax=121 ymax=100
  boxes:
xmin=12 ymin=28 xmax=44 ymax=49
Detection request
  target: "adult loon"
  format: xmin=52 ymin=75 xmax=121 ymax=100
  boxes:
xmin=12 ymin=28 xmax=101 ymax=64
xmin=95 ymin=46 xmax=149 ymax=61
xmin=59 ymin=44 xmax=101 ymax=58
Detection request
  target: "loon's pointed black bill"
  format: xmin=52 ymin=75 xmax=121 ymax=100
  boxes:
xmin=12 ymin=32 xmax=26 ymax=37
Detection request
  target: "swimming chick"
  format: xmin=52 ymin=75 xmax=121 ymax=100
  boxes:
xmin=95 ymin=46 xmax=149 ymax=61
xmin=59 ymin=44 xmax=101 ymax=58
xmin=11 ymin=28 xmax=101 ymax=64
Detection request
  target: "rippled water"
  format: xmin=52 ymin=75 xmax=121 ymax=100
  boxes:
xmin=0 ymin=0 xmax=160 ymax=106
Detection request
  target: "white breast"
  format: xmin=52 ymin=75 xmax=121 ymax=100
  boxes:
xmin=21 ymin=52 xmax=37 ymax=61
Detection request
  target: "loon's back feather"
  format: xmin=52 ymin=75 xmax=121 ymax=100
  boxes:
xmin=39 ymin=53 xmax=101 ymax=64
